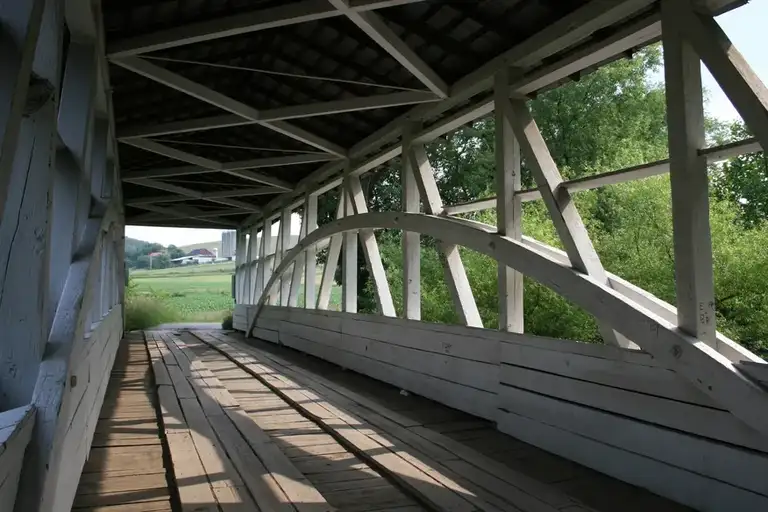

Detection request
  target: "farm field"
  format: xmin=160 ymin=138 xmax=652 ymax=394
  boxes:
xmin=129 ymin=261 xmax=342 ymax=324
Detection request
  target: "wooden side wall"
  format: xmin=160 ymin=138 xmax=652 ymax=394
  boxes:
xmin=237 ymin=305 xmax=768 ymax=511
xmin=0 ymin=406 xmax=35 ymax=511
xmin=43 ymin=306 xmax=124 ymax=510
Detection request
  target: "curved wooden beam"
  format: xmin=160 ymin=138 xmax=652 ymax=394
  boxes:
xmin=247 ymin=212 xmax=768 ymax=436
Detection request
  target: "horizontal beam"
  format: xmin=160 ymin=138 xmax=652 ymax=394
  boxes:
xmin=443 ymin=137 xmax=763 ymax=215
xmin=111 ymin=57 xmax=346 ymax=156
xmin=126 ymin=186 xmax=278 ymax=205
xmin=258 ymin=91 xmax=440 ymax=121
xmin=248 ymin=2 xmax=664 ymax=226
xmin=120 ymin=138 xmax=222 ymax=169
xmin=117 ymin=91 xmax=439 ymax=139
xmin=108 ymin=0 xmax=429 ymax=57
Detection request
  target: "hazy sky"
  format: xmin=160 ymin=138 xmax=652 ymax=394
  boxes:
xmin=127 ymin=1 xmax=766 ymax=246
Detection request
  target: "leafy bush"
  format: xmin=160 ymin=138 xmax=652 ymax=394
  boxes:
xmin=124 ymin=295 xmax=179 ymax=331
xmin=221 ymin=312 xmax=234 ymax=330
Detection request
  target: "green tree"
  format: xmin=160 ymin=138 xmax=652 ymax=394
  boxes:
xmin=711 ymin=121 xmax=768 ymax=226
xmin=167 ymin=244 xmax=185 ymax=260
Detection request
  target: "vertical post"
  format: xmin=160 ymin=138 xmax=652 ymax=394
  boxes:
xmin=662 ymin=0 xmax=716 ymax=346
xmin=402 ymin=122 xmax=420 ymax=320
xmin=248 ymin=225 xmax=259 ymax=304
xmin=342 ymin=176 xmax=358 ymax=313
xmin=317 ymin=197 xmax=343 ymax=310
xmin=279 ymin=208 xmax=292 ymax=306
xmin=495 ymin=70 xmax=524 ymax=333
xmin=258 ymin=218 xmax=272 ymax=303
xmin=270 ymin=216 xmax=283 ymax=306
xmin=234 ymin=230 xmax=246 ymax=303
xmin=409 ymin=147 xmax=483 ymax=327
xmin=304 ymin=194 xmax=318 ymax=309
xmin=288 ymin=200 xmax=308 ymax=307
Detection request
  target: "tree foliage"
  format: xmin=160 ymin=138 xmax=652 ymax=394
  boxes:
xmin=351 ymin=44 xmax=768 ymax=358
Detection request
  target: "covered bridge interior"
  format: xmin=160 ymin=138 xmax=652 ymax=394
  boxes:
xmin=2 ymin=0 xmax=768 ymax=511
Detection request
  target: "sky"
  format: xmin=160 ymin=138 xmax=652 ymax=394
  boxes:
xmin=126 ymin=1 xmax=767 ymax=246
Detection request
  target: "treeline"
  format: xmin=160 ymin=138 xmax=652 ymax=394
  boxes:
xmin=331 ymin=45 xmax=767 ymax=357
xmin=125 ymin=238 xmax=185 ymax=269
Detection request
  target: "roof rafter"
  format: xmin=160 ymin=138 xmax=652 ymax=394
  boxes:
xmin=131 ymin=203 xmax=238 ymax=226
xmin=326 ymin=0 xmax=448 ymax=97
xmin=117 ymin=90 xmax=439 ymax=140
xmin=127 ymin=186 xmax=278 ymax=206
xmin=121 ymin=153 xmax=335 ymax=183
xmin=111 ymin=57 xmax=347 ymax=156
xmin=108 ymin=0 xmax=430 ymax=57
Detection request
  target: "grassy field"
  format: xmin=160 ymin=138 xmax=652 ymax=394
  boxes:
xmin=129 ymin=261 xmax=341 ymax=324
xmin=130 ymin=263 xmax=235 ymax=322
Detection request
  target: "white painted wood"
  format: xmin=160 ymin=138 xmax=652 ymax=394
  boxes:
xmin=288 ymin=201 xmax=308 ymax=307
xmin=121 ymin=137 xmax=221 ymax=169
xmin=0 ymin=405 xmax=35 ymax=512
xmin=508 ymin=99 xmax=632 ymax=348
xmin=256 ymin=0 xmax=665 ymax=228
xmin=259 ymin=90 xmax=440 ymax=121
xmin=0 ymin=104 xmax=57 ymax=410
xmin=497 ymin=390 xmax=768 ymax=512
xmin=326 ymin=0 xmax=447 ymax=97
xmin=247 ymin=212 xmax=768 ymax=436
xmin=108 ymin=0 xmax=429 ymax=57
xmin=58 ymin=41 xmax=96 ymax=172
xmin=499 ymin=364 xmax=768 ymax=453
xmin=0 ymin=0 xmax=46 ymax=225
xmin=494 ymin=70 xmax=523 ymax=333
xmin=401 ymin=123 xmax=420 ymax=320
xmin=304 ymin=194 xmax=318 ymax=309
xmin=279 ymin=208 xmax=293 ymax=306
xmin=346 ymin=175 xmax=395 ymax=316
xmin=111 ymin=57 xmax=346 ymax=156
xmin=672 ymin=0 xmax=768 ymax=153
xmin=663 ymin=2 xmax=717 ymax=347
xmin=524 ymin=234 xmax=763 ymax=364
xmin=317 ymin=198 xmax=343 ymax=310
xmin=408 ymin=147 xmax=482 ymax=327
xmin=341 ymin=182 xmax=358 ymax=313
xmin=442 ymin=137 xmax=764 ymax=215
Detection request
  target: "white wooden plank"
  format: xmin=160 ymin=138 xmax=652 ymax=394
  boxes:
xmin=672 ymin=0 xmax=768 ymax=153
xmin=401 ymin=123 xmax=420 ymax=320
xmin=303 ymin=194 xmax=318 ymax=309
xmin=341 ymin=183 xmax=357 ymax=313
xmin=497 ymin=386 xmax=768 ymax=510
xmin=499 ymin=364 xmax=768 ymax=453
xmin=494 ymin=70 xmax=523 ymax=333
xmin=0 ymin=0 xmax=46 ymax=225
xmin=346 ymin=175 xmax=395 ymax=316
xmin=249 ymin=212 xmax=768 ymax=435
xmin=507 ymin=99 xmax=632 ymax=348
xmin=662 ymin=0 xmax=716 ymax=346
xmin=408 ymin=147 xmax=482 ymax=327
xmin=316 ymin=198 xmax=343 ymax=310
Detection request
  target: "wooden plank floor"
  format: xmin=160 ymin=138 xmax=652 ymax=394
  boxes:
xmin=73 ymin=334 xmax=175 ymax=512
xmin=74 ymin=329 xmax=691 ymax=512
xmin=209 ymin=330 xmax=692 ymax=512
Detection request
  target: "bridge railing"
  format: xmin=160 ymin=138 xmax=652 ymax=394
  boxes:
xmin=229 ymin=3 xmax=768 ymax=508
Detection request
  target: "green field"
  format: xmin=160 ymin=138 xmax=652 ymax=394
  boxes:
xmin=130 ymin=263 xmax=235 ymax=322
xmin=129 ymin=262 xmax=341 ymax=323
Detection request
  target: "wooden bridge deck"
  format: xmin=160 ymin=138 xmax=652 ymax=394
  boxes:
xmin=72 ymin=331 xmax=690 ymax=512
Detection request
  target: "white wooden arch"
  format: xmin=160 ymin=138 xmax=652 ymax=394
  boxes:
xmin=248 ymin=211 xmax=768 ymax=437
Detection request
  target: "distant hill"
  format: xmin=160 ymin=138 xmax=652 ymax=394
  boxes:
xmin=125 ymin=237 xmax=148 ymax=253
xmin=179 ymin=240 xmax=221 ymax=255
